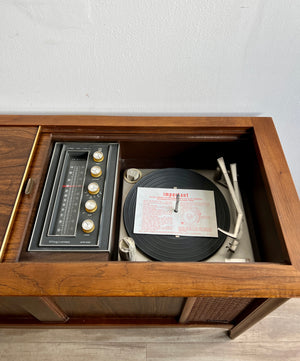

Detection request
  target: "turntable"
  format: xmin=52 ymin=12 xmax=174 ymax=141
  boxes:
xmin=119 ymin=162 xmax=254 ymax=263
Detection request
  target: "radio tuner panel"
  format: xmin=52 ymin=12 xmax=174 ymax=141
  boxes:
xmin=28 ymin=142 xmax=119 ymax=252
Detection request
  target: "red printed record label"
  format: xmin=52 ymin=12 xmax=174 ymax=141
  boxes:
xmin=134 ymin=187 xmax=218 ymax=237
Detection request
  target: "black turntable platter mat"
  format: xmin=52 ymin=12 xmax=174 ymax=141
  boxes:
xmin=123 ymin=168 xmax=230 ymax=262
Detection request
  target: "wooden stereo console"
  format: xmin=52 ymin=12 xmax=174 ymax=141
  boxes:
xmin=0 ymin=115 xmax=299 ymax=339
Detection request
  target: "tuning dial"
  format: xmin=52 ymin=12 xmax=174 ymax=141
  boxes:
xmin=81 ymin=219 xmax=95 ymax=233
xmin=85 ymin=199 xmax=97 ymax=213
xmin=93 ymin=150 xmax=104 ymax=162
xmin=88 ymin=182 xmax=100 ymax=195
xmin=91 ymin=165 xmax=102 ymax=178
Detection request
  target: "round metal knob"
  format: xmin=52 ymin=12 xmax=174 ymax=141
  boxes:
xmin=85 ymin=199 xmax=97 ymax=213
xmin=93 ymin=150 xmax=104 ymax=162
xmin=124 ymin=168 xmax=142 ymax=183
xmin=81 ymin=219 xmax=95 ymax=233
xmin=91 ymin=165 xmax=102 ymax=178
xmin=87 ymin=182 xmax=100 ymax=195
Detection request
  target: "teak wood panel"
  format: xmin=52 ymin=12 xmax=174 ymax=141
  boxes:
xmin=3 ymin=133 xmax=52 ymax=262
xmin=252 ymin=118 xmax=300 ymax=269
xmin=0 ymin=127 xmax=37 ymax=247
xmin=0 ymin=115 xmax=254 ymax=129
xmin=0 ymin=116 xmax=299 ymax=301
xmin=1 ymin=262 xmax=300 ymax=297
xmin=0 ymin=297 xmax=36 ymax=317
xmin=0 ymin=296 xmax=68 ymax=322
xmin=52 ymin=297 xmax=185 ymax=318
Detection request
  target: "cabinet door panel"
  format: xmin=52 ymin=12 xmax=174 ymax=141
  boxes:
xmin=53 ymin=297 xmax=185 ymax=318
xmin=0 ymin=127 xmax=37 ymax=246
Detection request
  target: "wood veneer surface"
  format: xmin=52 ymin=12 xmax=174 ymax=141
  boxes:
xmin=0 ymin=115 xmax=254 ymax=128
xmin=252 ymin=118 xmax=300 ymax=269
xmin=0 ymin=127 xmax=37 ymax=247
xmin=0 ymin=262 xmax=300 ymax=297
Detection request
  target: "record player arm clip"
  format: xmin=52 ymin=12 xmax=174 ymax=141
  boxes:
xmin=217 ymin=157 xmax=243 ymax=240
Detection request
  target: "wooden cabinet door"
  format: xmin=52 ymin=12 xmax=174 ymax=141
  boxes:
xmin=0 ymin=127 xmax=37 ymax=247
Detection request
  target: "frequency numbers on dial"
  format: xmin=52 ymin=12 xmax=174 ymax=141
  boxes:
xmin=53 ymin=161 xmax=85 ymax=236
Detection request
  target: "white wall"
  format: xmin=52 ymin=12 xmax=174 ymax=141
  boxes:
xmin=0 ymin=0 xmax=299 ymax=195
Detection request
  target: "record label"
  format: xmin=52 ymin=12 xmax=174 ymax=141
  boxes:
xmin=133 ymin=187 xmax=218 ymax=238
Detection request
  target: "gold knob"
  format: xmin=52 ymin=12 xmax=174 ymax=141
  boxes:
xmin=81 ymin=219 xmax=95 ymax=233
xmin=91 ymin=165 xmax=102 ymax=178
xmin=93 ymin=150 xmax=104 ymax=162
xmin=85 ymin=199 xmax=97 ymax=213
xmin=88 ymin=182 xmax=100 ymax=195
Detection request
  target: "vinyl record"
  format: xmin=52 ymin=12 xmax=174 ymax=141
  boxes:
xmin=123 ymin=168 xmax=230 ymax=262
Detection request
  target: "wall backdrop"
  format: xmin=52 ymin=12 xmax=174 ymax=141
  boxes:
xmin=0 ymin=0 xmax=299 ymax=194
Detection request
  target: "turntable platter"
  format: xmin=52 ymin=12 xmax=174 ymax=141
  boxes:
xmin=123 ymin=168 xmax=230 ymax=262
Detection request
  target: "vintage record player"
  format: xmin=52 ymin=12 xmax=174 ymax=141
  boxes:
xmin=119 ymin=165 xmax=254 ymax=263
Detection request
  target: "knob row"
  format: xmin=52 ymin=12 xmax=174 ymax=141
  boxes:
xmin=82 ymin=184 xmax=99 ymax=232
xmin=82 ymin=151 xmax=104 ymax=233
